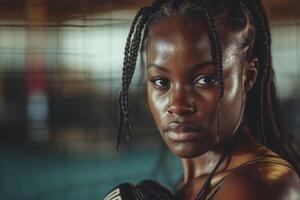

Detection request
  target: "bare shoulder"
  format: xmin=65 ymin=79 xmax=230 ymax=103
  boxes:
xmin=213 ymin=162 xmax=300 ymax=200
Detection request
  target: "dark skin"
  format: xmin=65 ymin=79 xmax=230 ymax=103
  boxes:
xmin=146 ymin=16 xmax=300 ymax=200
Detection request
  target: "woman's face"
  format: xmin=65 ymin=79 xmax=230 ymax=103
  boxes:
xmin=146 ymin=16 xmax=255 ymax=158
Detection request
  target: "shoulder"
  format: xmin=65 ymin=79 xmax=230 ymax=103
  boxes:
xmin=213 ymin=162 xmax=300 ymax=200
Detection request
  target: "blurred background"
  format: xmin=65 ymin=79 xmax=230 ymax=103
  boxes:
xmin=0 ymin=0 xmax=299 ymax=199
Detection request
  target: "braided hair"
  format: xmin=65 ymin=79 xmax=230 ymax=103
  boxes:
xmin=117 ymin=0 xmax=300 ymax=197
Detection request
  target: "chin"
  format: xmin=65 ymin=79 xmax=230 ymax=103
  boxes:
xmin=165 ymin=141 xmax=212 ymax=159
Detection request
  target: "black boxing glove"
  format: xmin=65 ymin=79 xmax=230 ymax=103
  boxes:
xmin=103 ymin=183 xmax=135 ymax=200
xmin=102 ymin=180 xmax=174 ymax=200
xmin=134 ymin=180 xmax=174 ymax=200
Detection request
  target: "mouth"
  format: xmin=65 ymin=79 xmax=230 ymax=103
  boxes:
xmin=165 ymin=122 xmax=202 ymax=142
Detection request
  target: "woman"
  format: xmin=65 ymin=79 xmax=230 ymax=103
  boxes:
xmin=114 ymin=0 xmax=300 ymax=199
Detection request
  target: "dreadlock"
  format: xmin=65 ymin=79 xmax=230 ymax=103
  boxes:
xmin=117 ymin=0 xmax=300 ymax=198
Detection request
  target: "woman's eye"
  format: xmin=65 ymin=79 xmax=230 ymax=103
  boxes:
xmin=194 ymin=76 xmax=219 ymax=86
xmin=150 ymin=78 xmax=170 ymax=89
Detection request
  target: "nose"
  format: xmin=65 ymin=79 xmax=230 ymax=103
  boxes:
xmin=167 ymin=87 xmax=197 ymax=116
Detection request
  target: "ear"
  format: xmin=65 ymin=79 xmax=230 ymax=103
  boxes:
xmin=244 ymin=58 xmax=258 ymax=92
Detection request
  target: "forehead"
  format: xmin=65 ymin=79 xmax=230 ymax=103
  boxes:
xmin=146 ymin=16 xmax=239 ymax=68
xmin=147 ymin=16 xmax=210 ymax=54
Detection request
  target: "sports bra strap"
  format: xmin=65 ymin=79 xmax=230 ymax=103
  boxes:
xmin=205 ymin=154 xmax=295 ymax=200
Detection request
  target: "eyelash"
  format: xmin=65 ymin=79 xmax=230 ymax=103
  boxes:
xmin=150 ymin=77 xmax=170 ymax=89
xmin=193 ymin=75 xmax=219 ymax=87
xmin=150 ymin=75 xmax=219 ymax=89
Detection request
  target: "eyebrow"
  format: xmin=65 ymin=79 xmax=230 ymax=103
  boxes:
xmin=147 ymin=61 xmax=214 ymax=72
xmin=147 ymin=63 xmax=169 ymax=72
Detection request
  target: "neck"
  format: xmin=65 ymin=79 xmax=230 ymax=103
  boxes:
xmin=181 ymin=150 xmax=223 ymax=184
xmin=180 ymin=128 xmax=261 ymax=184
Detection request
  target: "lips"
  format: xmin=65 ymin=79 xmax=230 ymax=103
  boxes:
xmin=165 ymin=122 xmax=202 ymax=142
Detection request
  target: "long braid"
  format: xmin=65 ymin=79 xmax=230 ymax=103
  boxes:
xmin=253 ymin=1 xmax=291 ymax=149
xmin=123 ymin=10 xmax=149 ymax=130
xmin=194 ymin=2 xmax=228 ymax=198
xmin=246 ymin=0 xmax=270 ymax=146
xmin=244 ymin=0 xmax=300 ymax=175
xmin=118 ymin=9 xmax=142 ymax=149
xmin=127 ymin=9 xmax=151 ymax=86
xmin=203 ymin=3 xmax=224 ymax=144
xmin=118 ymin=7 xmax=149 ymax=150
xmin=254 ymin=0 xmax=279 ymax=147
xmin=117 ymin=0 xmax=165 ymax=150
xmin=195 ymin=131 xmax=242 ymax=199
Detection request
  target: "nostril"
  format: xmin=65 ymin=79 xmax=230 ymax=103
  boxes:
xmin=167 ymin=88 xmax=197 ymax=116
xmin=167 ymin=104 xmax=197 ymax=116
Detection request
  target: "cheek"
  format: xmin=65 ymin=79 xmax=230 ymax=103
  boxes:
xmin=219 ymin=73 xmax=244 ymax=136
xmin=147 ymin=85 xmax=168 ymax=129
xmin=226 ymin=73 xmax=241 ymax=103
xmin=194 ymin=88 xmax=220 ymax=123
